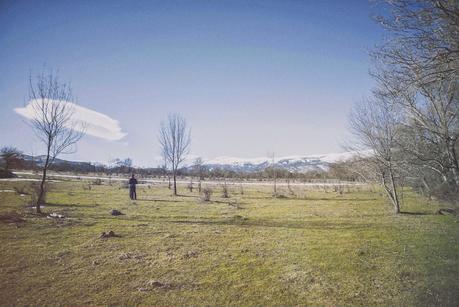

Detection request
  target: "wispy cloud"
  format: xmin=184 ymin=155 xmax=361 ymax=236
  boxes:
xmin=14 ymin=100 xmax=127 ymax=141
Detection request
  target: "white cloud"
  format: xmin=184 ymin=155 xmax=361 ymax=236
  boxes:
xmin=14 ymin=99 xmax=127 ymax=141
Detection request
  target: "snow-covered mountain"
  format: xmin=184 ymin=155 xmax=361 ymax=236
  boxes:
xmin=200 ymin=151 xmax=363 ymax=173
xmin=16 ymin=151 xmax=367 ymax=173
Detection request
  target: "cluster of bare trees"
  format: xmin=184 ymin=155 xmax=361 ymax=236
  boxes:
xmin=109 ymin=158 xmax=133 ymax=173
xmin=350 ymin=0 xmax=459 ymax=211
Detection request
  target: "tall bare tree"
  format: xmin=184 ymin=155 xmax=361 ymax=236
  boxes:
xmin=374 ymin=64 xmax=459 ymax=187
xmin=28 ymin=71 xmax=85 ymax=213
xmin=349 ymin=97 xmax=403 ymax=213
xmin=158 ymin=113 xmax=191 ymax=196
xmin=368 ymin=0 xmax=459 ymax=200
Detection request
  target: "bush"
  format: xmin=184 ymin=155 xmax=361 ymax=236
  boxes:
xmin=222 ymin=184 xmax=229 ymax=198
xmin=13 ymin=184 xmax=30 ymax=195
xmin=201 ymin=187 xmax=212 ymax=202
xmin=431 ymin=183 xmax=459 ymax=204
xmin=30 ymin=182 xmax=46 ymax=207
xmin=0 ymin=169 xmax=16 ymax=178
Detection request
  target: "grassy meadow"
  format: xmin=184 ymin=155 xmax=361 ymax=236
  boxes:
xmin=0 ymin=177 xmax=458 ymax=306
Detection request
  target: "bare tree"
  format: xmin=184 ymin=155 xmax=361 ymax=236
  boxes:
xmin=287 ymin=171 xmax=294 ymax=195
xmin=122 ymin=158 xmax=133 ymax=173
xmin=270 ymin=152 xmax=278 ymax=197
xmin=158 ymin=113 xmax=191 ymax=196
xmin=372 ymin=0 xmax=459 ymax=188
xmin=193 ymin=157 xmax=204 ymax=192
xmin=28 ymin=71 xmax=85 ymax=213
xmin=377 ymin=75 xmax=459 ymax=186
xmin=349 ymin=96 xmax=403 ymax=213
xmin=366 ymin=0 xmax=459 ymax=201
xmin=112 ymin=158 xmax=133 ymax=173
xmin=373 ymin=0 xmax=459 ymax=87
xmin=0 ymin=146 xmax=22 ymax=171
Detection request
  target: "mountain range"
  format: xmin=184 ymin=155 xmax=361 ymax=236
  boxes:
xmin=201 ymin=152 xmax=361 ymax=172
xmin=18 ymin=151 xmax=363 ymax=173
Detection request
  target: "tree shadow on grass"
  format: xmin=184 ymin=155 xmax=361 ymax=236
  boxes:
xmin=210 ymin=200 xmax=249 ymax=205
xmin=138 ymin=197 xmax=248 ymax=206
xmin=243 ymin=196 xmax=379 ymax=202
xmin=143 ymin=194 xmax=197 ymax=198
xmin=400 ymin=211 xmax=431 ymax=216
xmin=306 ymin=197 xmax=380 ymax=202
xmin=0 ymin=212 xmax=25 ymax=225
xmin=168 ymin=218 xmax=389 ymax=231
xmin=175 ymin=194 xmax=198 ymax=198
xmin=138 ymin=198 xmax=184 ymax=203
xmin=45 ymin=202 xmax=99 ymax=208
xmin=243 ymin=196 xmax=277 ymax=200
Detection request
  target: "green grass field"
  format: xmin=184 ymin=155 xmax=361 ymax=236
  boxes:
xmin=0 ymin=179 xmax=458 ymax=306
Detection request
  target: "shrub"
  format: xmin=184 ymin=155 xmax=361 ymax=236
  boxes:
xmin=431 ymin=183 xmax=459 ymax=204
xmin=30 ymin=182 xmax=46 ymax=207
xmin=0 ymin=169 xmax=16 ymax=178
xmin=222 ymin=183 xmax=229 ymax=198
xmin=13 ymin=185 xmax=29 ymax=195
xmin=201 ymin=187 xmax=212 ymax=202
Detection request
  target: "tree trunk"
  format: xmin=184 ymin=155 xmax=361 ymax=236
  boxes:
xmin=381 ymin=169 xmax=400 ymax=214
xmin=421 ymin=177 xmax=432 ymax=197
xmin=388 ymin=168 xmax=400 ymax=214
xmin=448 ymin=141 xmax=459 ymax=186
xmin=37 ymin=155 xmax=50 ymax=214
xmin=173 ymin=172 xmax=177 ymax=196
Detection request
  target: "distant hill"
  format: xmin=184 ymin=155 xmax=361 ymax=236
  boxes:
xmin=21 ymin=154 xmax=98 ymax=167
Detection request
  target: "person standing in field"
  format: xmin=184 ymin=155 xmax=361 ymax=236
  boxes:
xmin=129 ymin=174 xmax=138 ymax=200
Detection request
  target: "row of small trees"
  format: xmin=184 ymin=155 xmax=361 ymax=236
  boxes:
xmin=349 ymin=0 xmax=459 ymax=212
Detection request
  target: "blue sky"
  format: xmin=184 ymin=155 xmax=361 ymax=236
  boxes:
xmin=0 ymin=0 xmax=384 ymax=166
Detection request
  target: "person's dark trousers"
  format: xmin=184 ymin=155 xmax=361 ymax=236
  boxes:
xmin=130 ymin=186 xmax=136 ymax=200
